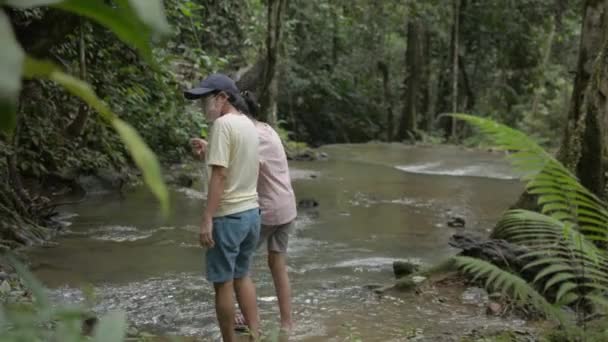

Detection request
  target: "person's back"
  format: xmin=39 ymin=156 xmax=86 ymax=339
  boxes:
xmin=206 ymin=113 xmax=259 ymax=217
xmin=256 ymin=122 xmax=297 ymax=226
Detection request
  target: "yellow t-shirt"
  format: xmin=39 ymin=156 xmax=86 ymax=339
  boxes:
xmin=206 ymin=113 xmax=259 ymax=217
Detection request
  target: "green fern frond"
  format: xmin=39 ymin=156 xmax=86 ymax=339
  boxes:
xmin=451 ymin=114 xmax=608 ymax=319
xmin=555 ymin=282 xmax=578 ymax=303
xmin=453 ymin=256 xmax=566 ymax=323
xmin=452 ymin=114 xmax=608 ymax=236
xmin=494 ymin=210 xmax=603 ymax=262
xmin=586 ymin=293 xmax=608 ymax=310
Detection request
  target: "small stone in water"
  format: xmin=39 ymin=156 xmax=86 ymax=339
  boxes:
xmin=259 ymin=296 xmax=277 ymax=302
xmin=305 ymin=299 xmax=311 ymax=304
xmin=486 ymin=302 xmax=502 ymax=316
xmin=412 ymin=276 xmax=427 ymax=284
xmin=0 ymin=280 xmax=10 ymax=294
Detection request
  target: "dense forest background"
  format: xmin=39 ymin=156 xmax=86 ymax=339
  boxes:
xmin=2 ymin=0 xmax=602 ymax=247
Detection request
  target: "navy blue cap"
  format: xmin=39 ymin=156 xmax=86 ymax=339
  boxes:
xmin=184 ymin=73 xmax=239 ymax=100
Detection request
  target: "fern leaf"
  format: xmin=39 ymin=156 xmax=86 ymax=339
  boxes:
xmin=555 ymin=282 xmax=578 ymax=303
xmin=453 ymin=256 xmax=565 ymax=323
xmin=544 ymin=272 xmax=577 ymax=291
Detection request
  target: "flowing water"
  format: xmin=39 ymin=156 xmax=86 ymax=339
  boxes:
xmin=26 ymin=143 xmax=530 ymax=341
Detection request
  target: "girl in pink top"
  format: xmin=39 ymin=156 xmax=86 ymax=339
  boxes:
xmin=242 ymin=91 xmax=296 ymax=332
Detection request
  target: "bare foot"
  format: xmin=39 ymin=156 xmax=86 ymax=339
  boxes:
xmin=279 ymin=322 xmax=293 ymax=333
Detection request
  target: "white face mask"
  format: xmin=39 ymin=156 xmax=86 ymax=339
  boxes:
xmin=202 ymin=94 xmax=221 ymax=122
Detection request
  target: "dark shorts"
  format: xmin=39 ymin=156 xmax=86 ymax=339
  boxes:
xmin=257 ymin=220 xmax=294 ymax=253
xmin=205 ymin=208 xmax=261 ymax=283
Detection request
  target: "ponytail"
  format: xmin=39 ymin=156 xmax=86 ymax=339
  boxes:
xmin=240 ymin=90 xmax=260 ymax=119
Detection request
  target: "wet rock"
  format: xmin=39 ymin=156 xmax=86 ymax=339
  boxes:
xmin=289 ymin=150 xmax=316 ymax=161
xmin=42 ymin=170 xmax=85 ymax=198
xmin=287 ymin=149 xmax=329 ymax=161
xmin=362 ymin=284 xmax=384 ymax=291
xmin=461 ymin=287 xmax=489 ymax=306
xmin=393 ymin=260 xmax=420 ymax=279
xmin=166 ymin=172 xmax=195 ymax=187
xmin=412 ymin=276 xmax=427 ymax=284
xmin=298 ymin=198 xmax=319 ymax=209
xmin=486 ymin=301 xmax=502 ymax=316
xmin=0 ymin=280 xmax=11 ymax=294
xmin=77 ymin=168 xmax=126 ymax=194
xmin=447 ymin=216 xmax=465 ymax=228
xmin=321 ymin=281 xmax=338 ymax=290
xmin=395 ymin=277 xmax=417 ymax=291
xmin=165 ymin=164 xmax=202 ymax=188
xmin=449 ymin=232 xmax=529 ymax=272
xmin=127 ymin=325 xmax=140 ymax=337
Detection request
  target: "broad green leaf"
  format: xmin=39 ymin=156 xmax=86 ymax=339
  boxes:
xmin=23 ymin=57 xmax=169 ymax=214
xmin=112 ymin=118 xmax=169 ymax=215
xmin=4 ymin=0 xmax=62 ymax=7
xmin=93 ymin=311 xmax=127 ymax=342
xmin=125 ymin=0 xmax=170 ymax=36
xmin=0 ymin=10 xmax=24 ymax=134
xmin=8 ymin=255 xmax=50 ymax=309
xmin=54 ymin=0 xmax=153 ymax=62
xmin=8 ymin=0 xmax=168 ymax=63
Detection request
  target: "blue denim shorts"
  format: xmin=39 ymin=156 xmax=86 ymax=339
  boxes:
xmin=205 ymin=208 xmax=261 ymax=283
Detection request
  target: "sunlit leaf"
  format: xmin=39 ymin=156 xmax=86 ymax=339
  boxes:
xmin=0 ymin=10 xmax=24 ymax=134
xmin=4 ymin=0 xmax=62 ymax=7
xmin=112 ymin=118 xmax=169 ymax=215
xmin=54 ymin=0 xmax=153 ymax=61
xmin=8 ymin=255 xmax=50 ymax=309
xmin=126 ymin=0 xmax=170 ymax=36
xmin=93 ymin=311 xmax=127 ymax=342
xmin=7 ymin=0 xmax=170 ymax=63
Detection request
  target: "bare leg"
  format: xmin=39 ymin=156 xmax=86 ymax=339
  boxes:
xmin=234 ymin=276 xmax=259 ymax=340
xmin=214 ymin=281 xmax=236 ymax=342
xmin=268 ymin=251 xmax=293 ymax=331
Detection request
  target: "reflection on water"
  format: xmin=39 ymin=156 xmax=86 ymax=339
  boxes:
xmin=27 ymin=144 xmax=527 ymax=340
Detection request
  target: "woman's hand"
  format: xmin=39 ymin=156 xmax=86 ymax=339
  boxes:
xmin=190 ymin=138 xmax=208 ymax=159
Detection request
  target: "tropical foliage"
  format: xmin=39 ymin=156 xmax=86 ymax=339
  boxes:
xmin=452 ymin=114 xmax=608 ymax=334
xmin=0 ymin=256 xmax=128 ymax=341
xmin=0 ymin=0 xmax=171 ymax=212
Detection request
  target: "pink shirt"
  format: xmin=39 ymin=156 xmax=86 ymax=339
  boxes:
xmin=256 ymin=122 xmax=297 ymax=226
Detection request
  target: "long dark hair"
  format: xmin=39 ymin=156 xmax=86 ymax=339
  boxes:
xmin=240 ymin=90 xmax=260 ymax=119
xmin=215 ymin=89 xmax=259 ymax=118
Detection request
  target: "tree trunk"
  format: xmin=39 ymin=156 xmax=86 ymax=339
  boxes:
xmin=397 ymin=20 xmax=423 ymax=141
xmin=450 ymin=0 xmax=460 ymax=140
xmin=66 ymin=20 xmax=89 ymax=138
xmin=259 ymin=0 xmax=287 ymax=127
xmin=557 ymin=0 xmax=608 ymax=198
xmin=458 ymin=55 xmax=474 ymax=111
xmin=511 ymin=0 xmax=608 ymax=210
xmin=378 ymin=62 xmax=393 ymax=142
xmin=530 ymin=17 xmax=557 ymax=116
xmin=420 ymin=30 xmax=433 ymax=132
xmin=332 ymin=3 xmax=340 ymax=68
